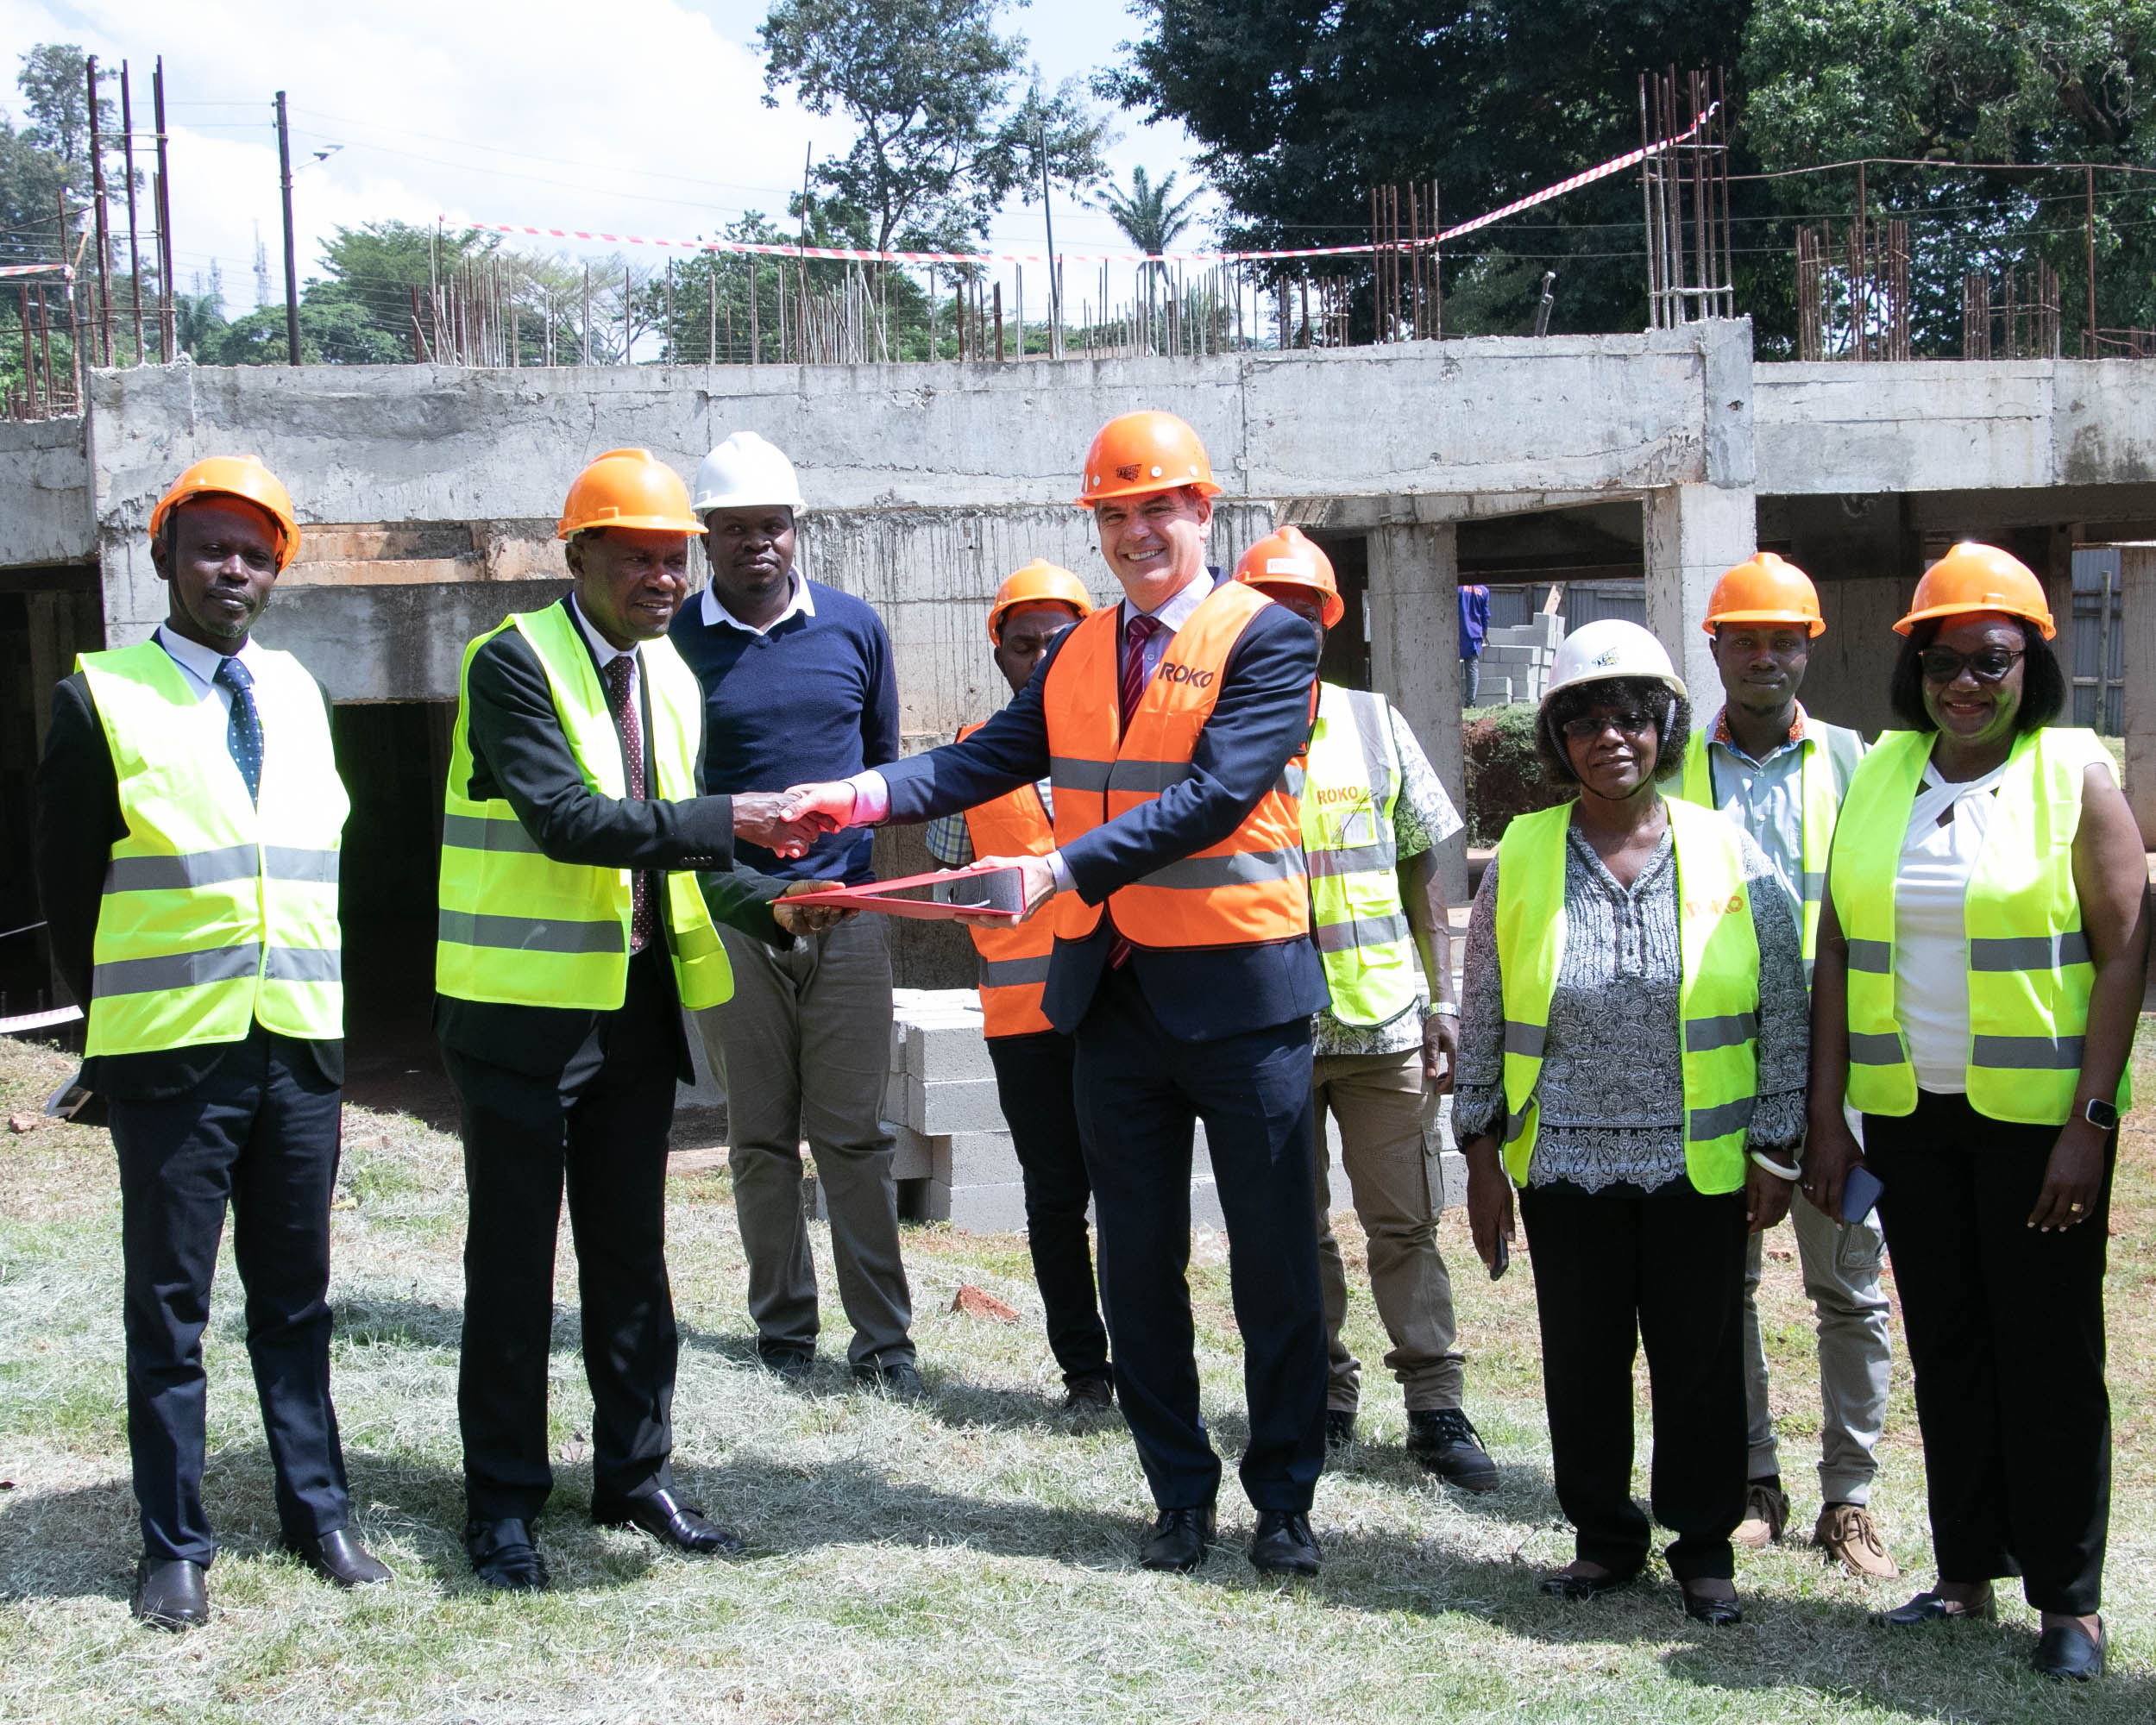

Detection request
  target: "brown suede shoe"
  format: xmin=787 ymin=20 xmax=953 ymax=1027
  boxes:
xmin=1813 ymin=1502 xmax=1900 ymax=1579
xmin=1732 ymin=1481 xmax=1788 ymax=1549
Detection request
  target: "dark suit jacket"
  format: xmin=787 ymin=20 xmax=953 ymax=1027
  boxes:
xmin=33 ymin=664 xmax=344 ymax=1102
xmin=880 ymin=574 xmax=1329 ymax=1041
xmin=432 ymin=599 xmax=791 ymax=1085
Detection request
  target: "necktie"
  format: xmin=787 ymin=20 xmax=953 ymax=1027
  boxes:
xmin=601 ymin=656 xmax=655 ymax=955
xmin=1109 ymin=613 xmax=1161 ymax=969
xmin=216 ymin=656 xmax=262 ymax=805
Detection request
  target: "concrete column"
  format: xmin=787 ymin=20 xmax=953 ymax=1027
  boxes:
xmin=1367 ymin=520 xmax=1464 ymax=897
xmin=1645 ymin=483 xmax=1757 ymax=708
xmin=2120 ymin=546 xmax=2156 ymax=846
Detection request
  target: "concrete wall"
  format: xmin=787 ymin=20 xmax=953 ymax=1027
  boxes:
xmin=0 ymin=416 xmax=92 ymax=568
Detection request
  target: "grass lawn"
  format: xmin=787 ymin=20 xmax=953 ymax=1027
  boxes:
xmin=2 ymin=1030 xmax=2153 ymax=1723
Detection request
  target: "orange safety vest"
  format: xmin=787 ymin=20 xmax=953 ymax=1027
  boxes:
xmin=956 ymin=723 xmax=1058 ymax=1038
xmin=1040 ymin=580 xmax=1309 ymax=950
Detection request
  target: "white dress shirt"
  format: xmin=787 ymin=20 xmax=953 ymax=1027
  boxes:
xmin=154 ymin=624 xmax=260 ymax=715
xmin=701 ymin=572 xmax=815 ymax=636
xmin=569 ymin=593 xmax=640 ymax=711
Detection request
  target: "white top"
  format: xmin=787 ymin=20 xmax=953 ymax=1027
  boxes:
xmin=701 ymin=570 xmax=815 ymax=635
xmin=154 ymin=624 xmax=261 ymax=717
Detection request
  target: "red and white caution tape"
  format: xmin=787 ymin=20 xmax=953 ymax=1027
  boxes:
xmin=462 ymin=104 xmax=1718 ymax=270
xmin=0 ymin=262 xmax=72 ymax=279
xmin=0 ymin=1005 xmax=81 ymax=1034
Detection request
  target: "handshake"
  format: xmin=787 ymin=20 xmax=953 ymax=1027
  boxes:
xmin=730 ymin=782 xmax=863 ymax=861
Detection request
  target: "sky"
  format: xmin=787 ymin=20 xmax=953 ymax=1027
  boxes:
xmin=0 ymin=0 xmax=1218 ymax=331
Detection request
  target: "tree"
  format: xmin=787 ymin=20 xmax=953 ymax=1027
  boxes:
xmin=15 ymin=42 xmax=110 ymax=166
xmin=1098 ymin=166 xmax=1204 ymax=262
xmin=758 ymin=0 xmax=1109 ymax=257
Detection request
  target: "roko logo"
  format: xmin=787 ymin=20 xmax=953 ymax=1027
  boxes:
xmin=1156 ymin=661 xmax=1216 ymax=688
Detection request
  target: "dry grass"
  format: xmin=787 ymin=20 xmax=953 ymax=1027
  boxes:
xmin=1 ymin=1030 xmax=2153 ymax=1723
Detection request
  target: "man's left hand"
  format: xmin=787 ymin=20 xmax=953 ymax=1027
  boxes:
xmin=1422 ymin=1013 xmax=1456 ymax=1093
xmin=772 ymin=878 xmax=856 ymax=937
xmin=971 ymin=854 xmax=1058 ymax=922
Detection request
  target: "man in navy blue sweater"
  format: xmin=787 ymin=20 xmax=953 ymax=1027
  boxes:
xmin=779 ymin=413 xmax=1333 ymax=1578
xmin=669 ymin=431 xmax=917 ymax=1396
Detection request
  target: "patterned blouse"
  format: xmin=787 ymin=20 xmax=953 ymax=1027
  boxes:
xmin=1450 ymin=814 xmax=1808 ymax=1192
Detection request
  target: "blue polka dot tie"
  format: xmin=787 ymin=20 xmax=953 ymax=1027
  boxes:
xmin=216 ymin=656 xmax=263 ymax=804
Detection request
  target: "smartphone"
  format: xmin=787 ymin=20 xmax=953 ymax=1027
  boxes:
xmin=1839 ymin=1165 xmax=1883 ymax=1229
xmin=1490 ymin=1236 xmax=1511 ymax=1281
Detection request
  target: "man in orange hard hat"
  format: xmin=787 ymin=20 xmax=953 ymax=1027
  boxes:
xmin=778 ymin=411 xmax=1334 ymax=1578
xmin=1674 ymin=549 xmax=1896 ymax=1580
xmin=435 ymin=448 xmax=838 ymax=1590
xmin=33 ymin=456 xmax=393 ymax=1628
xmin=1235 ymin=529 xmax=1499 ymax=1491
xmin=923 ymin=561 xmax=1114 ymax=1413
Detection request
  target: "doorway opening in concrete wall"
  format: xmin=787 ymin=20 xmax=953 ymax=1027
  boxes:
xmin=1302 ymin=531 xmax=1372 ymax=691
xmin=332 ymin=700 xmax=457 ymax=1125
xmin=1460 ymin=502 xmax=1644 ymax=709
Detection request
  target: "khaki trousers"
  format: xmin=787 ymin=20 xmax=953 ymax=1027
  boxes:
xmin=1311 ymin=1049 xmax=1464 ymax=1413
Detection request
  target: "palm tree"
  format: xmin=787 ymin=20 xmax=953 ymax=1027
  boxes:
xmin=1098 ymin=167 xmax=1204 ymax=351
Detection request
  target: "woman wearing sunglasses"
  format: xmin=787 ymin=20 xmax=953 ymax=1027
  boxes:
xmin=1804 ymin=543 xmax=2147 ymax=1681
xmin=1458 ymin=619 xmax=1810 ymax=1626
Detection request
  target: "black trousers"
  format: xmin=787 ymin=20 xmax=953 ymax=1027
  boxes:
xmin=445 ymin=949 xmax=683 ymax=1523
xmin=107 ymin=1026 xmax=349 ymax=1565
xmin=987 ymin=1030 xmax=1109 ymax=1385
xmin=1071 ymin=963 xmax=1328 ymax=1512
xmin=1865 ymin=1090 xmax=2113 ymax=1615
xmin=1518 ymin=1178 xmax=1748 ymax=1584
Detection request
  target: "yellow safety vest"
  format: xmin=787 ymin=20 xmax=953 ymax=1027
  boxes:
xmin=1495 ymin=798 xmax=1760 ymax=1193
xmin=1679 ymin=718 xmax=1839 ymax=968
xmin=1304 ymin=683 xmax=1421 ymax=1026
xmin=78 ymin=639 xmax=347 ymax=1056
xmin=1829 ymin=725 xmax=2128 ymax=1124
xmin=435 ymin=601 xmax=732 ymax=1012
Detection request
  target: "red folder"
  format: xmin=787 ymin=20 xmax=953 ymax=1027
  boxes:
xmin=780 ymin=865 xmax=1027 ymax=924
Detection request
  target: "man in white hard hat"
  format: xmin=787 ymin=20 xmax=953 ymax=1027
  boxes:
xmin=669 ymin=431 xmax=920 ymax=1397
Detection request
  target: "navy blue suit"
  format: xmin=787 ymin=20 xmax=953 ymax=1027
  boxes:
xmin=880 ymin=575 xmax=1331 ymax=1514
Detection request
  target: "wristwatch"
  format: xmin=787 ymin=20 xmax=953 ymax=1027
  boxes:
xmin=2084 ymin=1097 xmax=2120 ymax=1132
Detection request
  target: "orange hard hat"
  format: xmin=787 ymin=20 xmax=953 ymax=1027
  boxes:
xmin=556 ymin=448 xmax=704 ymax=539
xmin=149 ymin=455 xmax=300 ymax=570
xmin=1075 ymin=411 xmax=1223 ymax=507
xmin=1233 ymin=525 xmax=1344 ymax=628
xmin=1896 ymin=541 xmax=2056 ymax=640
xmin=1703 ymin=550 xmax=1824 ymax=637
xmin=988 ymin=560 xmax=1093 ymax=643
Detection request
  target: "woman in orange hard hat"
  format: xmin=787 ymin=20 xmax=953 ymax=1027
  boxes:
xmin=1807 ymin=543 xmax=2147 ymax=1680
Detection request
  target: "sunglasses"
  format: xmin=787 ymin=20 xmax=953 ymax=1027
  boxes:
xmin=1918 ymin=646 xmax=2023 ymax=684
xmin=1561 ymin=712 xmax=1656 ymax=743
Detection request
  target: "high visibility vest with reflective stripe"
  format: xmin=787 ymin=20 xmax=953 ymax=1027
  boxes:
xmin=956 ymin=723 xmax=1057 ymax=1038
xmin=1495 ymin=799 xmax=1760 ymax=1194
xmin=1829 ymin=725 xmax=2128 ymax=1124
xmin=1678 ymin=720 xmax=1839 ymax=969
xmin=435 ymin=603 xmax=732 ymax=1013
xmin=1041 ymin=581 xmax=1309 ymax=949
xmin=1303 ymin=683 xmax=1419 ymax=1026
xmin=78 ymin=640 xmax=347 ymax=1056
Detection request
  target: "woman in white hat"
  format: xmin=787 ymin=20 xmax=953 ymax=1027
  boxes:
xmin=1455 ymin=619 xmax=1810 ymax=1624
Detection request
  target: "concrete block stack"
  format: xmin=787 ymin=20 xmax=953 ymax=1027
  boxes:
xmin=1479 ymin=613 xmax=1562 ymax=706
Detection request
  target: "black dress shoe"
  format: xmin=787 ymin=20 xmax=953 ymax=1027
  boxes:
xmin=1405 ymin=1408 xmax=1499 ymax=1493
xmin=1061 ymin=1374 xmax=1116 ymax=1414
xmin=1324 ymin=1409 xmax=1357 ymax=1449
xmin=1541 ymin=1564 xmax=1637 ymax=1600
xmin=759 ymin=1345 xmax=815 ymax=1384
xmin=1681 ymin=1583 xmax=1744 ymax=1626
xmin=853 ymin=1358 xmax=927 ymax=1401
xmin=2033 ymin=1619 xmax=2104 ymax=1681
xmin=592 ymin=1487 xmax=747 ymax=1555
xmin=131 ymin=1558 xmax=208 ymax=1630
xmin=286 ymin=1527 xmax=392 ymax=1588
xmin=1139 ymin=1502 xmax=1216 ymax=1572
xmin=466 ymin=1517 xmax=549 ymax=1590
xmin=1248 ymin=1509 xmax=1320 ymax=1578
xmin=1876 ymin=1588 xmax=1996 ymax=1628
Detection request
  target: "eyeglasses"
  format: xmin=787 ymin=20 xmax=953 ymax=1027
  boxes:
xmin=1561 ymin=712 xmax=1656 ymax=743
xmin=1918 ymin=646 xmax=2023 ymax=684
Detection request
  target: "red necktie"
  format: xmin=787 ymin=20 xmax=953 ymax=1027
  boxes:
xmin=1109 ymin=613 xmax=1161 ymax=968
xmin=601 ymin=656 xmax=656 ymax=955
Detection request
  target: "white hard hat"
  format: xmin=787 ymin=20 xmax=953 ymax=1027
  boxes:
xmin=691 ymin=430 xmax=805 ymax=516
xmin=1542 ymin=618 xmax=1687 ymax=706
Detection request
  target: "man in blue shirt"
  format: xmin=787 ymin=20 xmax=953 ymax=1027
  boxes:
xmin=1458 ymin=583 xmax=1490 ymax=706
xmin=669 ymin=431 xmax=918 ymax=1396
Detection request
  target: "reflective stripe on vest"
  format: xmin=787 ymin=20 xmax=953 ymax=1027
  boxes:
xmin=1303 ymin=683 xmax=1420 ymax=1026
xmin=1495 ymin=799 xmax=1760 ymax=1194
xmin=1679 ymin=718 xmax=1837 ymax=971
xmin=1040 ymin=581 xmax=1309 ymax=950
xmin=434 ymin=602 xmax=732 ymax=1013
xmin=956 ymin=721 xmax=1057 ymax=1038
xmin=1828 ymin=725 xmax=2128 ymax=1124
xmin=79 ymin=640 xmax=348 ymax=1056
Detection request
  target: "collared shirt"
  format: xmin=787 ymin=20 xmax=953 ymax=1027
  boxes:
xmin=154 ymin=624 xmax=260 ymax=716
xmin=569 ymin=593 xmax=640 ymax=711
xmin=1694 ymin=702 xmax=1865 ymax=931
xmin=701 ymin=571 xmax=815 ymax=637
xmin=926 ymin=781 xmax=1053 ymax=870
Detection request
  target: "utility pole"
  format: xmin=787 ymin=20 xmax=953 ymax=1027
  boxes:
xmin=274 ymin=91 xmax=300 ymax=366
xmin=1038 ymin=118 xmax=1061 ymax=358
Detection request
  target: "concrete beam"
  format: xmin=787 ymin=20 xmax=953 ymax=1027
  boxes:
xmin=250 ymin=578 xmax=569 ymax=703
xmin=1645 ymin=484 xmax=1757 ymax=706
xmin=1367 ymin=521 xmax=1465 ymax=898
xmin=0 ymin=415 xmax=91 ymax=568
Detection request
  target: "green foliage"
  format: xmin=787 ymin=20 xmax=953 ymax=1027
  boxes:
xmin=204 ymin=298 xmax=406 ymax=367
xmin=1464 ymin=704 xmax=1567 ymax=846
xmin=14 ymin=42 xmax=109 ymax=166
xmin=1098 ymin=166 xmax=1204 ymax=258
